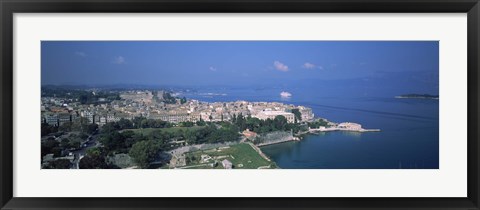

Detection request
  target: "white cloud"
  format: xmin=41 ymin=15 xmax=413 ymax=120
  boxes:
xmin=113 ymin=56 xmax=126 ymax=64
xmin=302 ymin=62 xmax=316 ymax=69
xmin=209 ymin=66 xmax=217 ymax=71
xmin=74 ymin=51 xmax=87 ymax=57
xmin=273 ymin=61 xmax=289 ymax=72
xmin=303 ymin=62 xmax=324 ymax=70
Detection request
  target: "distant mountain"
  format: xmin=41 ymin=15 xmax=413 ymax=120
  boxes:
xmin=42 ymin=84 xmax=179 ymax=91
xmin=395 ymin=94 xmax=439 ymax=99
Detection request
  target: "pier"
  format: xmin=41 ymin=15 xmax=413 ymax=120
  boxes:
xmin=309 ymin=127 xmax=381 ymax=133
xmin=256 ymin=137 xmax=300 ymax=147
xmin=309 ymin=122 xmax=380 ymax=133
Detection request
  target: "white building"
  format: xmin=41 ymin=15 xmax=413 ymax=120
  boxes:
xmin=337 ymin=122 xmax=362 ymax=130
xmin=298 ymin=106 xmax=314 ymax=122
xmin=222 ymin=159 xmax=233 ymax=169
xmin=254 ymin=110 xmax=295 ymax=123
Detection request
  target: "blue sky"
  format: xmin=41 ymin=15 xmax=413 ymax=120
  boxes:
xmin=41 ymin=41 xmax=438 ymax=93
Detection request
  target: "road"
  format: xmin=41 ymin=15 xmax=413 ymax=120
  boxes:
xmin=72 ymin=134 xmax=101 ymax=169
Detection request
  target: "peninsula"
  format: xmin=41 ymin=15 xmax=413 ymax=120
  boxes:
xmin=395 ymin=94 xmax=439 ymax=99
xmin=40 ymin=87 xmax=379 ymax=169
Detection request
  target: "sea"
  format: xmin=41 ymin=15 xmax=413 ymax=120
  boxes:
xmin=181 ymin=85 xmax=439 ymax=169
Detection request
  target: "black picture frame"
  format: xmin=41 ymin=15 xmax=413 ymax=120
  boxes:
xmin=1 ymin=0 xmax=479 ymax=209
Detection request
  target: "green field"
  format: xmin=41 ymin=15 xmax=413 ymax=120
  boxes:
xmin=183 ymin=143 xmax=276 ymax=169
xmin=124 ymin=126 xmax=205 ymax=135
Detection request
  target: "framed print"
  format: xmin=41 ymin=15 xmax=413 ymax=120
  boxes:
xmin=1 ymin=0 xmax=479 ymax=209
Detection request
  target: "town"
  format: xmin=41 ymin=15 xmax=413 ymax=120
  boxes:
xmin=41 ymin=87 xmax=377 ymax=169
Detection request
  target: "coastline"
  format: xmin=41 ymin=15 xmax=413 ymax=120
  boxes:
xmin=394 ymin=96 xmax=439 ymax=100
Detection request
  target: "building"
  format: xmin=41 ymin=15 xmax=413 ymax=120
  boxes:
xmin=222 ymin=159 xmax=233 ymax=169
xmin=57 ymin=113 xmax=71 ymax=126
xmin=151 ymin=112 xmax=190 ymax=123
xmin=298 ymin=106 xmax=314 ymax=122
xmin=189 ymin=113 xmax=201 ymax=122
xmin=200 ymin=154 xmax=212 ymax=163
xmin=242 ymin=129 xmax=257 ymax=139
xmin=337 ymin=122 xmax=362 ymax=130
xmin=254 ymin=110 xmax=295 ymax=123
xmin=81 ymin=111 xmax=95 ymax=123
xmin=43 ymin=114 xmax=59 ymax=126
xmin=106 ymin=113 xmax=116 ymax=123
xmin=99 ymin=116 xmax=107 ymax=126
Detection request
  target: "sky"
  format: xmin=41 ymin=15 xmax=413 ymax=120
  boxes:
xmin=41 ymin=41 xmax=439 ymax=94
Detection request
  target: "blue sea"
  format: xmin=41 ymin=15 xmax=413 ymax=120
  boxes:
xmin=181 ymin=85 xmax=439 ymax=169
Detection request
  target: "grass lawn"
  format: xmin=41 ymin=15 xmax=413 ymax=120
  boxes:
xmin=184 ymin=143 xmax=276 ymax=169
xmin=124 ymin=126 xmax=205 ymax=135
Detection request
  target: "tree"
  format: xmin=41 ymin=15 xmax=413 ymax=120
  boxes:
xmin=174 ymin=129 xmax=185 ymax=139
xmin=72 ymin=117 xmax=90 ymax=132
xmin=79 ymin=147 xmax=118 ymax=169
xmin=58 ymin=122 xmax=73 ymax=132
xmin=51 ymin=147 xmax=63 ymax=157
xmin=132 ymin=116 xmax=147 ymax=128
xmin=129 ymin=140 xmax=161 ymax=168
xmin=86 ymin=147 xmax=102 ymax=156
xmin=180 ymin=121 xmax=194 ymax=127
xmin=180 ymin=97 xmax=187 ymax=104
xmin=79 ymin=154 xmax=108 ymax=169
xmin=79 ymin=94 xmax=89 ymax=104
xmin=206 ymin=128 xmax=239 ymax=143
xmin=148 ymin=130 xmax=164 ymax=141
xmin=273 ymin=115 xmax=288 ymax=131
xmin=43 ymin=159 xmax=72 ymax=169
xmin=41 ymin=139 xmax=60 ymax=157
xmin=117 ymin=118 xmax=133 ymax=130
xmin=99 ymin=131 xmax=127 ymax=153
xmin=154 ymin=119 xmax=169 ymax=128
xmin=41 ymin=123 xmax=58 ymax=136
xmin=140 ymin=119 xmax=149 ymax=128
xmin=162 ymin=92 xmax=177 ymax=104
xmin=307 ymin=119 xmax=329 ymax=128
xmin=101 ymin=122 xmax=120 ymax=133
xmin=291 ymin=108 xmax=302 ymax=122
xmin=85 ymin=123 xmax=99 ymax=134
xmin=235 ymin=113 xmax=246 ymax=130
xmin=196 ymin=119 xmax=206 ymax=126
xmin=60 ymin=137 xmax=81 ymax=150
xmin=184 ymin=129 xmax=197 ymax=144
xmin=79 ymin=132 xmax=89 ymax=140
xmin=246 ymin=117 xmax=261 ymax=132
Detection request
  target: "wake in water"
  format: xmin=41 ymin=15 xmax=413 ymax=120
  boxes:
xmin=298 ymin=101 xmax=438 ymax=121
